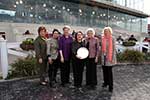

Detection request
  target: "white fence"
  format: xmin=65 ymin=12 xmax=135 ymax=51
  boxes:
xmin=0 ymin=38 xmax=8 ymax=79
xmin=0 ymin=39 xmax=28 ymax=79
xmin=116 ymin=42 xmax=150 ymax=53
xmin=0 ymin=39 xmax=150 ymax=79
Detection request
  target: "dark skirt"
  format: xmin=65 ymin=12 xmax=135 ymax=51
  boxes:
xmin=86 ymin=58 xmax=97 ymax=86
xmin=72 ymin=58 xmax=85 ymax=87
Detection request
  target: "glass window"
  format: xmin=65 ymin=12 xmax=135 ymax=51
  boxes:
xmin=0 ymin=0 xmax=147 ymax=33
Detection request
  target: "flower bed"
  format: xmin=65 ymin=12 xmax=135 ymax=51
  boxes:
xmin=20 ymin=38 xmax=34 ymax=51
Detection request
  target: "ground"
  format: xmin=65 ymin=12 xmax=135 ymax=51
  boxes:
xmin=0 ymin=64 xmax=150 ymax=100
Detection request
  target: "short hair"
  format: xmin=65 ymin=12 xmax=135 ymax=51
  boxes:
xmin=75 ymin=31 xmax=83 ymax=41
xmin=86 ymin=28 xmax=95 ymax=36
xmin=63 ymin=25 xmax=71 ymax=30
xmin=52 ymin=29 xmax=61 ymax=35
xmin=38 ymin=26 xmax=46 ymax=35
xmin=102 ymin=27 xmax=113 ymax=35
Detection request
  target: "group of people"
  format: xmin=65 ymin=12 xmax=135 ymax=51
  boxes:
xmin=116 ymin=34 xmax=138 ymax=44
xmin=34 ymin=25 xmax=116 ymax=92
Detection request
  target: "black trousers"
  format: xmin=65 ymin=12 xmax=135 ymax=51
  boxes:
xmin=60 ymin=60 xmax=70 ymax=85
xmin=72 ymin=58 xmax=85 ymax=87
xmin=102 ymin=66 xmax=113 ymax=88
xmin=37 ymin=59 xmax=47 ymax=82
xmin=86 ymin=58 xmax=97 ymax=86
xmin=48 ymin=58 xmax=60 ymax=83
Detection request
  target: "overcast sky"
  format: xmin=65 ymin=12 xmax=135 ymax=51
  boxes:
xmin=144 ymin=0 xmax=150 ymax=14
xmin=144 ymin=0 xmax=150 ymax=24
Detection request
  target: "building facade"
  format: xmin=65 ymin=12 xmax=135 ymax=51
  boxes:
xmin=0 ymin=0 xmax=149 ymax=35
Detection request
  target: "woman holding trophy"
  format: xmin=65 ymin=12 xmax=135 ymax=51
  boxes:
xmin=72 ymin=31 xmax=87 ymax=90
xmin=101 ymin=27 xmax=116 ymax=92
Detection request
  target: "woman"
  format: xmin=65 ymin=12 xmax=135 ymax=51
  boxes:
xmin=72 ymin=31 xmax=85 ymax=89
xmin=101 ymin=27 xmax=116 ymax=92
xmin=59 ymin=25 xmax=73 ymax=86
xmin=34 ymin=26 xmax=47 ymax=85
xmin=85 ymin=28 xmax=100 ymax=89
xmin=47 ymin=29 xmax=61 ymax=87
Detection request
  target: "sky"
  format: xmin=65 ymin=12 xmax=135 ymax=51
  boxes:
xmin=144 ymin=0 xmax=150 ymax=14
xmin=144 ymin=0 xmax=150 ymax=23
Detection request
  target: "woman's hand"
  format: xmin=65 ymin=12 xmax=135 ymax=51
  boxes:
xmin=61 ymin=56 xmax=64 ymax=63
xmin=48 ymin=57 xmax=53 ymax=64
xmin=39 ymin=58 xmax=43 ymax=64
xmin=60 ymin=50 xmax=64 ymax=63
xmin=95 ymin=57 xmax=98 ymax=63
xmin=76 ymin=55 xmax=82 ymax=59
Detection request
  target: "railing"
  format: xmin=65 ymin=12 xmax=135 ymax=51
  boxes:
xmin=116 ymin=42 xmax=150 ymax=53
xmin=0 ymin=40 xmax=28 ymax=79
xmin=7 ymin=42 xmax=28 ymax=57
xmin=0 ymin=39 xmax=150 ymax=79
xmin=0 ymin=38 xmax=8 ymax=79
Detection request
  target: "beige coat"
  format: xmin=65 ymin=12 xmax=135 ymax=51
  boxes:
xmin=100 ymin=37 xmax=117 ymax=66
xmin=47 ymin=38 xmax=59 ymax=60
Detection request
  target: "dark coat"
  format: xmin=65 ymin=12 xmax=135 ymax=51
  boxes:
xmin=34 ymin=36 xmax=47 ymax=60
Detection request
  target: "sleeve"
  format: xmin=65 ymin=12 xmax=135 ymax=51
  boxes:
xmin=72 ymin=41 xmax=77 ymax=55
xmin=34 ymin=39 xmax=41 ymax=59
xmin=46 ymin=39 xmax=51 ymax=58
xmin=96 ymin=38 xmax=100 ymax=58
xmin=112 ymin=38 xmax=117 ymax=64
xmin=59 ymin=37 xmax=63 ymax=51
xmin=82 ymin=40 xmax=86 ymax=47
xmin=85 ymin=40 xmax=89 ymax=49
xmin=70 ymin=37 xmax=73 ymax=54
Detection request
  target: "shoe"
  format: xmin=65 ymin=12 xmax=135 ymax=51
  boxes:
xmin=86 ymin=85 xmax=96 ymax=90
xmin=66 ymin=82 xmax=72 ymax=84
xmin=69 ymin=85 xmax=76 ymax=89
xmin=54 ymin=79 xmax=57 ymax=83
xmin=49 ymin=82 xmax=52 ymax=87
xmin=50 ymin=84 xmax=56 ymax=88
xmin=85 ymin=85 xmax=91 ymax=90
xmin=49 ymin=82 xmax=56 ymax=88
xmin=109 ymin=87 xmax=113 ymax=92
xmin=78 ymin=87 xmax=84 ymax=93
xmin=40 ymin=81 xmax=47 ymax=86
xmin=90 ymin=85 xmax=96 ymax=90
xmin=44 ymin=79 xmax=48 ymax=83
xmin=102 ymin=83 xmax=107 ymax=88
xmin=60 ymin=83 xmax=65 ymax=87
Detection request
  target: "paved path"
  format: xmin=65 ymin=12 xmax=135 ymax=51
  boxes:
xmin=0 ymin=64 xmax=150 ymax=100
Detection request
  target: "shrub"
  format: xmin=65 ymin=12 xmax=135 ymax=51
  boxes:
xmin=7 ymin=57 xmax=39 ymax=79
xmin=0 ymin=76 xmax=2 ymax=79
xmin=144 ymin=53 xmax=150 ymax=61
xmin=116 ymin=53 xmax=124 ymax=62
xmin=117 ymin=49 xmax=145 ymax=63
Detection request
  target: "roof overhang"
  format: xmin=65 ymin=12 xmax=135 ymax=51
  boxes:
xmin=61 ymin=0 xmax=149 ymax=18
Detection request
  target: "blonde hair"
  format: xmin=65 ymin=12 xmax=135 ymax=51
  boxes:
xmin=102 ymin=27 xmax=113 ymax=35
xmin=63 ymin=25 xmax=71 ymax=30
xmin=86 ymin=28 xmax=95 ymax=36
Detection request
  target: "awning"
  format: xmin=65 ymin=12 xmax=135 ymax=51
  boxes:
xmin=61 ymin=0 xmax=149 ymax=18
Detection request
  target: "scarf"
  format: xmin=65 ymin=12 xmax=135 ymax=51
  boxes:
xmin=102 ymin=35 xmax=113 ymax=62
